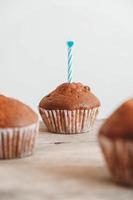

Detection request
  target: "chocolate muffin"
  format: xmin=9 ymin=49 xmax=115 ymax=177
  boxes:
xmin=98 ymin=98 xmax=133 ymax=186
xmin=39 ymin=82 xmax=100 ymax=134
xmin=0 ymin=95 xmax=39 ymax=159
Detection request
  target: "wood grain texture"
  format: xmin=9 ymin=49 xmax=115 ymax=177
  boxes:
xmin=0 ymin=120 xmax=133 ymax=200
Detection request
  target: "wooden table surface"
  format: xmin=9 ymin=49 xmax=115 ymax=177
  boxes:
xmin=0 ymin=120 xmax=133 ymax=200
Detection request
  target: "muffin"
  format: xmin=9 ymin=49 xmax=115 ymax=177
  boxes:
xmin=39 ymin=82 xmax=100 ymax=134
xmin=98 ymin=98 xmax=133 ymax=186
xmin=0 ymin=95 xmax=39 ymax=159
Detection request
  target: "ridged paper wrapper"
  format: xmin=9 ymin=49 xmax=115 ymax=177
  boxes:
xmin=99 ymin=135 xmax=133 ymax=186
xmin=39 ymin=107 xmax=99 ymax=134
xmin=0 ymin=122 xmax=39 ymax=159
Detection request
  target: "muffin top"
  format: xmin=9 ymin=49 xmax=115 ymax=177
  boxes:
xmin=39 ymin=82 xmax=100 ymax=110
xmin=0 ymin=95 xmax=38 ymax=128
xmin=99 ymin=99 xmax=133 ymax=139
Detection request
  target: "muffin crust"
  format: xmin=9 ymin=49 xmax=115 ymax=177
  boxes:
xmin=39 ymin=83 xmax=100 ymax=110
xmin=0 ymin=95 xmax=38 ymax=128
xmin=99 ymin=99 xmax=133 ymax=139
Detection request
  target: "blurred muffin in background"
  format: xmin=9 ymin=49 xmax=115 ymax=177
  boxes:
xmin=98 ymin=98 xmax=133 ymax=186
xmin=0 ymin=95 xmax=39 ymax=159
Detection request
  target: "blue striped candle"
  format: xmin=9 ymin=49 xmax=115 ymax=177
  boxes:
xmin=67 ymin=41 xmax=74 ymax=83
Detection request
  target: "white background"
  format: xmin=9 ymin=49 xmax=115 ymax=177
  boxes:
xmin=0 ymin=0 xmax=132 ymax=118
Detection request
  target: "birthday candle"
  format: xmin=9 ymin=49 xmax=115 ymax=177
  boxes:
xmin=67 ymin=41 xmax=74 ymax=83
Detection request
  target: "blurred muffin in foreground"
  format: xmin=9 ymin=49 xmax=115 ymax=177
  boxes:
xmin=0 ymin=95 xmax=39 ymax=159
xmin=39 ymin=82 xmax=100 ymax=134
xmin=98 ymin=98 xmax=133 ymax=186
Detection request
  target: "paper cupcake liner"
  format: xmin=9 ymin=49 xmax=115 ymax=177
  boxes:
xmin=99 ymin=135 xmax=133 ymax=186
xmin=0 ymin=122 xmax=39 ymax=159
xmin=40 ymin=107 xmax=99 ymax=134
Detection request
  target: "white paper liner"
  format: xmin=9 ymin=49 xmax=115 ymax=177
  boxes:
xmin=0 ymin=122 xmax=39 ymax=159
xmin=40 ymin=107 xmax=99 ymax=134
xmin=99 ymin=135 xmax=133 ymax=186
